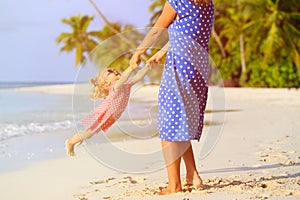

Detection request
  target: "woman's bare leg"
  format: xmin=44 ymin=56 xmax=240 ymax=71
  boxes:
xmin=182 ymin=142 xmax=202 ymax=186
xmin=159 ymin=140 xmax=190 ymax=195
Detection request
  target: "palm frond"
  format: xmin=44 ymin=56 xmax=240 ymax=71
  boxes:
xmin=55 ymin=32 xmax=73 ymax=43
xmin=81 ymin=15 xmax=94 ymax=31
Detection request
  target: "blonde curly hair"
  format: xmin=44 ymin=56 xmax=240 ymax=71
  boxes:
xmin=89 ymin=68 xmax=110 ymax=100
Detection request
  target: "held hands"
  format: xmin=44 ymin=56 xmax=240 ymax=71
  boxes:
xmin=129 ymin=61 xmax=153 ymax=71
xmin=130 ymin=47 xmax=167 ymax=67
xmin=147 ymin=50 xmax=166 ymax=65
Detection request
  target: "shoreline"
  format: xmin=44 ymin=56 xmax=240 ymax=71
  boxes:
xmin=11 ymin=83 xmax=300 ymax=108
xmin=10 ymin=83 xmax=300 ymax=110
xmin=8 ymin=82 xmax=300 ymax=94
xmin=14 ymin=83 xmax=80 ymax=95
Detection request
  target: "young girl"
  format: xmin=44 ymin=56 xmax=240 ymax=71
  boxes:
xmin=65 ymin=64 xmax=151 ymax=156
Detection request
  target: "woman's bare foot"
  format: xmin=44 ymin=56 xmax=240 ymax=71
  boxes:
xmin=65 ymin=139 xmax=75 ymax=156
xmin=157 ymin=186 xmax=182 ymax=195
xmin=185 ymin=174 xmax=203 ymax=187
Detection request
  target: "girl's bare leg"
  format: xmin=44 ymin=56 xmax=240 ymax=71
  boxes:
xmin=65 ymin=130 xmax=93 ymax=156
xmin=65 ymin=134 xmax=82 ymax=156
xmin=182 ymin=142 xmax=202 ymax=186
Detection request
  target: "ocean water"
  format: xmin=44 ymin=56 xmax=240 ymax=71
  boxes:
xmin=0 ymin=82 xmax=70 ymax=89
xmin=0 ymin=82 xmax=78 ymax=141
xmin=0 ymin=82 xmax=158 ymax=172
xmin=0 ymin=82 xmax=158 ymax=142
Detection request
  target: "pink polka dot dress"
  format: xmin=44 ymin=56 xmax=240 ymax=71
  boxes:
xmin=82 ymin=79 xmax=134 ymax=134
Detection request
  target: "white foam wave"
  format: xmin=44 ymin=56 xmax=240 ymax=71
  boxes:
xmin=0 ymin=120 xmax=74 ymax=140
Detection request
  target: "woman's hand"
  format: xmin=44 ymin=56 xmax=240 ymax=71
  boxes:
xmin=147 ymin=50 xmax=167 ymax=64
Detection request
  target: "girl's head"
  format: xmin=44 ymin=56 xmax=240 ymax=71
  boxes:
xmin=89 ymin=68 xmax=121 ymax=100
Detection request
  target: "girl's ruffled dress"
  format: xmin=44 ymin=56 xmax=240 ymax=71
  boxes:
xmin=82 ymin=80 xmax=134 ymax=134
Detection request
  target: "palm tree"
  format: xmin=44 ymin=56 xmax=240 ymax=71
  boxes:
xmin=211 ymin=0 xmax=300 ymax=86
xmin=57 ymin=0 xmax=151 ymax=71
xmin=91 ymin=23 xmax=142 ymax=71
xmin=148 ymin=0 xmax=165 ymax=26
xmin=210 ymin=0 xmax=245 ymax=85
xmin=241 ymin=0 xmax=300 ymax=73
xmin=216 ymin=0 xmax=247 ymax=74
xmin=87 ymin=0 xmax=137 ymax=49
xmin=56 ymin=14 xmax=99 ymax=68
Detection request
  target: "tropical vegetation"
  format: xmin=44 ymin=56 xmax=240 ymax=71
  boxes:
xmin=56 ymin=0 xmax=300 ymax=87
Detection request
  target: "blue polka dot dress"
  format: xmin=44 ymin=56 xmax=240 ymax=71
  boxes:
xmin=158 ymin=0 xmax=214 ymax=141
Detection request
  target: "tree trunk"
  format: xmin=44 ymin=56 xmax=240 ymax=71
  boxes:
xmin=239 ymin=34 xmax=246 ymax=73
xmin=87 ymin=0 xmax=136 ymax=48
xmin=212 ymin=27 xmax=226 ymax=58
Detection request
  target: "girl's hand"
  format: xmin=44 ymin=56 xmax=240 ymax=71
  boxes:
xmin=129 ymin=63 xmax=139 ymax=70
xmin=130 ymin=51 xmax=142 ymax=66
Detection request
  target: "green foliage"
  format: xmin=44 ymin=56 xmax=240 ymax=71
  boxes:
xmin=148 ymin=0 xmax=165 ymax=26
xmin=56 ymin=13 xmax=163 ymax=81
xmin=56 ymin=0 xmax=300 ymax=87
xmin=91 ymin=23 xmax=131 ymax=70
xmin=209 ymin=0 xmax=300 ymax=87
xmin=56 ymin=14 xmax=100 ymax=68
xmin=246 ymin=58 xmax=300 ymax=88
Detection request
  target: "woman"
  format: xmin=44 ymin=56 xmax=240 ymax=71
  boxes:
xmin=130 ymin=0 xmax=214 ymax=195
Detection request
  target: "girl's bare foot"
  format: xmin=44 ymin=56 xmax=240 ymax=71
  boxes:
xmin=65 ymin=139 xmax=75 ymax=156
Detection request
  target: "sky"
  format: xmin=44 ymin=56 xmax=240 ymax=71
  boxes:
xmin=0 ymin=0 xmax=152 ymax=82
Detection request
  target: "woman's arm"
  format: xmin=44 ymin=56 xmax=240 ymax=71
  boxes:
xmin=130 ymin=2 xmax=176 ymax=65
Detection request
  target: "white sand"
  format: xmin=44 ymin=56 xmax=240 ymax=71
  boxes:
xmin=1 ymin=85 xmax=300 ymax=200
xmin=16 ymin=83 xmax=85 ymax=95
xmin=15 ymin=83 xmax=160 ymax=100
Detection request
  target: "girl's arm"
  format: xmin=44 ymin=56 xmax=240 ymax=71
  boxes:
xmin=114 ymin=65 xmax=136 ymax=90
xmin=131 ymin=64 xmax=152 ymax=84
xmin=130 ymin=2 xmax=176 ymax=65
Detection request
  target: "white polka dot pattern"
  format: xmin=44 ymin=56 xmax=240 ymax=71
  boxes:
xmin=158 ymin=0 xmax=214 ymax=141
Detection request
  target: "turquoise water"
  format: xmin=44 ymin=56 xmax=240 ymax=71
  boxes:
xmin=0 ymin=82 xmax=77 ymax=140
xmin=0 ymin=89 xmax=75 ymax=140
xmin=0 ymin=83 xmax=77 ymax=171
xmin=0 ymin=82 xmax=158 ymax=172
xmin=0 ymin=82 xmax=73 ymax=89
